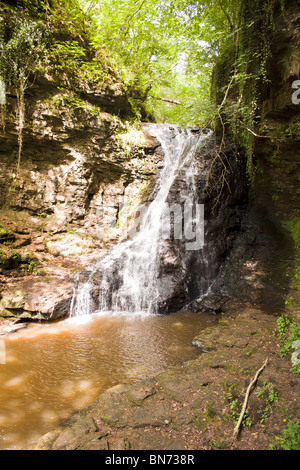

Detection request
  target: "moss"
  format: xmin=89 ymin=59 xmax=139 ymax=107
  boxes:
xmin=0 ymin=227 xmax=15 ymax=242
xmin=282 ymin=218 xmax=300 ymax=249
xmin=209 ymin=438 xmax=230 ymax=450
xmin=0 ymin=248 xmax=21 ymax=268
xmin=43 ymin=92 xmax=102 ymax=117
xmin=204 ymin=401 xmax=219 ymax=422
xmin=117 ymin=129 xmax=147 ymax=149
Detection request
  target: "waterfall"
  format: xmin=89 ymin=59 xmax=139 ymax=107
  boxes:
xmin=70 ymin=124 xmax=211 ymax=318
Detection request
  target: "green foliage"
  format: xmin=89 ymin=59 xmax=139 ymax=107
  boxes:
xmin=0 ymin=5 xmax=48 ymax=174
xmin=25 ymin=259 xmax=39 ymax=275
xmin=256 ymin=381 xmax=278 ymax=424
xmin=276 ymin=314 xmax=300 ymax=375
xmin=50 ymin=40 xmax=86 ymax=69
xmin=0 ymin=0 xmax=289 ymax=135
xmin=0 ymin=227 xmax=14 ymax=241
xmin=211 ymin=0 xmax=286 ymax=179
xmin=0 ymin=247 xmax=21 ymax=268
xmin=89 ymin=0 xmax=175 ymax=76
xmin=49 ymin=40 xmax=119 ymax=91
xmin=226 ymin=390 xmax=252 ymax=428
xmin=2 ymin=0 xmax=269 ymax=128
xmin=145 ymin=65 xmax=215 ymax=126
xmin=76 ymin=0 xmax=245 ymax=125
xmin=47 ymin=0 xmax=94 ymax=42
xmin=282 ymin=217 xmax=300 ymax=249
xmin=0 ymin=244 xmax=39 ymax=273
xmin=0 ymin=9 xmax=47 ymax=89
xmin=270 ymin=419 xmax=300 ymax=450
xmin=226 ymin=379 xmax=279 ymax=430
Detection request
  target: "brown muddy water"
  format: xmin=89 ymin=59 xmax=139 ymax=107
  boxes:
xmin=0 ymin=310 xmax=219 ymax=450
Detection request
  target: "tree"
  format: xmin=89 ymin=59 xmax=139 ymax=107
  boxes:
xmin=77 ymin=0 xmax=243 ymax=125
xmin=0 ymin=0 xmax=248 ymax=140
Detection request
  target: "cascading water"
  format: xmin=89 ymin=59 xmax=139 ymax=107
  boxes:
xmin=70 ymin=124 xmax=211 ymax=318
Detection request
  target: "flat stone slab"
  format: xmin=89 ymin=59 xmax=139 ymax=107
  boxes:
xmin=0 ymin=277 xmax=73 ymax=321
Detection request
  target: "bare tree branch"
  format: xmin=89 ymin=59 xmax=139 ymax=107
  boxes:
xmin=232 ymin=358 xmax=269 ymax=440
xmin=151 ymin=96 xmax=182 ymax=105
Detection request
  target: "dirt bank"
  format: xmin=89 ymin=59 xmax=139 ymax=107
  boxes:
xmin=36 ymin=302 xmax=299 ymax=451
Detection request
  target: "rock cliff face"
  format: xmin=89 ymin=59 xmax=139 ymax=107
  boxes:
xmin=1 ymin=1 xmax=298 ymax=325
xmin=0 ymin=70 xmax=250 ymax=323
xmin=1 ymin=77 xmax=159 ymax=233
xmin=211 ymin=0 xmax=300 ymax=312
xmin=250 ymin=0 xmax=300 ymax=312
xmin=253 ymin=0 xmax=300 ymax=224
xmin=0 ymin=75 xmax=163 ymax=323
xmin=77 ymin=127 xmax=248 ymax=316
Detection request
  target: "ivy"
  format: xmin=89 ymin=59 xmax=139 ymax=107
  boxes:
xmin=49 ymin=40 xmax=119 ymax=90
xmin=212 ymin=0 xmax=286 ymax=180
xmin=0 ymin=6 xmax=48 ymax=175
xmin=276 ymin=314 xmax=300 ymax=375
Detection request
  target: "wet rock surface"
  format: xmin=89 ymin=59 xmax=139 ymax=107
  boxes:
xmin=0 ymin=121 xmax=254 ymax=322
xmin=0 ymin=81 xmax=163 ymax=323
xmin=0 ymin=69 xmax=288 ymax=324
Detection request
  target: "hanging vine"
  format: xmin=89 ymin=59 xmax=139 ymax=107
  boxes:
xmin=212 ymin=0 xmax=286 ymax=181
xmin=0 ymin=7 xmax=48 ymax=176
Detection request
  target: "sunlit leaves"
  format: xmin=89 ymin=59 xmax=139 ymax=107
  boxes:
xmin=79 ymin=0 xmax=243 ymax=124
xmin=0 ymin=13 xmax=47 ymax=88
xmin=1 ymin=0 xmax=245 ymax=126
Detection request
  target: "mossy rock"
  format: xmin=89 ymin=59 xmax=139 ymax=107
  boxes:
xmin=0 ymin=228 xmax=15 ymax=243
xmin=0 ymin=250 xmax=22 ymax=269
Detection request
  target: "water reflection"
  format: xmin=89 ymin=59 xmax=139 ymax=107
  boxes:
xmin=0 ymin=310 xmax=219 ymax=449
